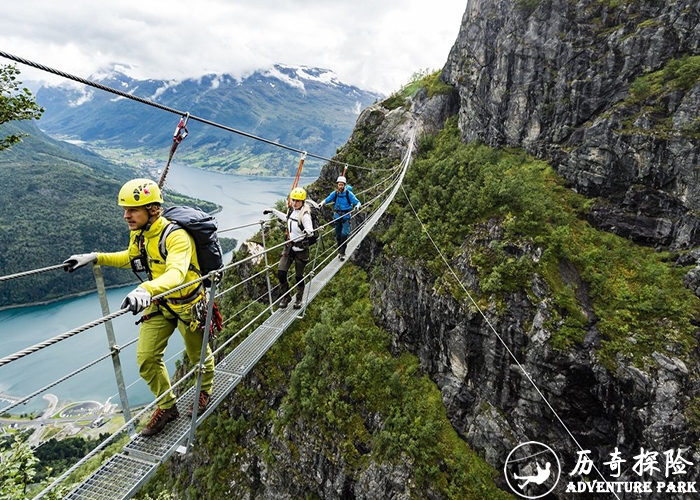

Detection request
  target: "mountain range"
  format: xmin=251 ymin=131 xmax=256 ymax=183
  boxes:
xmin=34 ymin=64 xmax=384 ymax=176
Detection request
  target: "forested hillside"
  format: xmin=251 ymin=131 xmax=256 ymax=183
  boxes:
xmin=0 ymin=120 xmax=221 ymax=308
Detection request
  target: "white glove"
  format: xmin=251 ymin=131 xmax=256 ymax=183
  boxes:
xmin=63 ymin=253 xmax=97 ymax=272
xmin=353 ymin=203 xmax=361 ymax=211
xmin=120 ymin=287 xmax=152 ymax=314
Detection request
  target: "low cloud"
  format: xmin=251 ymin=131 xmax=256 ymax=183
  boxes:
xmin=0 ymin=0 xmax=465 ymax=95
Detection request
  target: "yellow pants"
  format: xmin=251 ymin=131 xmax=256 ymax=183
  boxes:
xmin=136 ymin=304 xmax=215 ymax=410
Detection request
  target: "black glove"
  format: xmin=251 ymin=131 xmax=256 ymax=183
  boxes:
xmin=263 ymin=210 xmax=272 ymax=215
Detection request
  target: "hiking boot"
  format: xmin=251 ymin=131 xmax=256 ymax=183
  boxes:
xmin=141 ymin=405 xmax=179 ymax=437
xmin=278 ymin=295 xmax=291 ymax=309
xmin=338 ymin=253 xmax=346 ymax=261
xmin=188 ymin=391 xmax=211 ymax=417
xmin=293 ymin=298 xmax=303 ymax=310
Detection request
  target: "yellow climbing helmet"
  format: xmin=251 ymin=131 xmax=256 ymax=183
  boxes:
xmin=290 ymin=187 xmax=307 ymax=201
xmin=118 ymin=178 xmax=164 ymax=207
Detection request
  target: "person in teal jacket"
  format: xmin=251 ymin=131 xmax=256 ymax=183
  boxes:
xmin=320 ymin=175 xmax=361 ymax=260
xmin=63 ymin=178 xmax=215 ymax=437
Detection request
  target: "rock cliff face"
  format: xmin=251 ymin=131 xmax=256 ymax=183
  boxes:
xmin=364 ymin=226 xmax=700 ymax=498
xmin=442 ymin=0 xmax=700 ymax=251
xmin=357 ymin=0 xmax=700 ymax=497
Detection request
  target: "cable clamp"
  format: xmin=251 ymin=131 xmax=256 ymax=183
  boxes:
xmin=173 ymin=112 xmax=190 ymax=144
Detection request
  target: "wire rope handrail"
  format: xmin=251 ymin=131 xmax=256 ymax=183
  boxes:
xmin=0 ymin=337 xmax=139 ymax=415
xmin=33 ymin=275 xmax=288 ymax=499
xmin=0 ymin=263 xmax=67 ymax=282
xmin=218 ymin=220 xmax=270 ymax=234
xmin=0 ymin=145 xmax=405 ymax=404
xmin=3 ymin=165 xmax=394 ymax=429
xmin=0 ymin=308 xmax=130 ymax=368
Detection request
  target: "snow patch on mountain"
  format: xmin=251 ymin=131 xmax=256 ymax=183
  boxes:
xmin=69 ymin=88 xmax=94 ymax=107
xmin=263 ymin=65 xmax=306 ymax=92
xmin=152 ymin=80 xmax=181 ymax=100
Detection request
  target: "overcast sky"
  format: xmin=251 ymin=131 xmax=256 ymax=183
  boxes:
xmin=0 ymin=1 xmax=466 ymax=96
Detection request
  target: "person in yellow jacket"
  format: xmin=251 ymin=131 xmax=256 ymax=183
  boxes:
xmin=63 ymin=178 xmax=215 ymax=437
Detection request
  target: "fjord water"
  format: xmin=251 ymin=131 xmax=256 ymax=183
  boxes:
xmin=0 ymin=166 xmax=316 ymax=414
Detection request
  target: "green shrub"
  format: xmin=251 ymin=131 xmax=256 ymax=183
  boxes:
xmin=382 ymin=69 xmax=453 ymax=110
xmin=382 ymin=117 xmax=700 ymax=369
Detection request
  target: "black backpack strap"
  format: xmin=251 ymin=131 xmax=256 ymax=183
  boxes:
xmin=298 ymin=204 xmax=313 ymax=233
xmin=158 ymin=222 xmax=201 ymax=276
xmin=285 ymin=207 xmax=294 ymax=240
xmin=158 ymin=222 xmax=178 ymax=260
xmin=130 ymin=231 xmax=151 ymax=281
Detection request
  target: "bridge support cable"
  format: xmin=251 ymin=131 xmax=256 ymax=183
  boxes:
xmin=53 ymin=132 xmax=417 ymax=500
xmin=158 ymin=113 xmax=190 ymax=188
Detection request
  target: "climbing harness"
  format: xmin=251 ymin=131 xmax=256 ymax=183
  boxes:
xmin=190 ymin=296 xmax=223 ymax=336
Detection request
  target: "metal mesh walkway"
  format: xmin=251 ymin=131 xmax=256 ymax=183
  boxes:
xmin=64 ymin=132 xmax=414 ymax=499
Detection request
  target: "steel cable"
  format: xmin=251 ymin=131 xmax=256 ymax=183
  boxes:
xmin=0 ymin=308 xmax=130 ymax=368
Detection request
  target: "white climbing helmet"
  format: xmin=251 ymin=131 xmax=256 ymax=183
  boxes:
xmin=336 ymin=175 xmax=347 ymax=184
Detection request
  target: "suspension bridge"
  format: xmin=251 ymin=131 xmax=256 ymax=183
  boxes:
xmin=0 ymin=49 xmax=417 ymax=499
